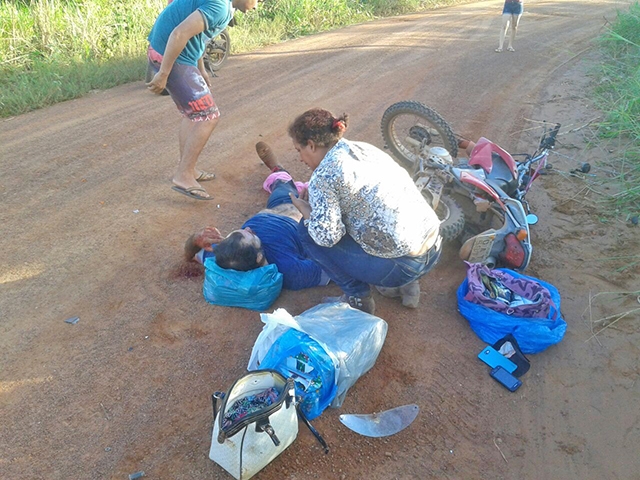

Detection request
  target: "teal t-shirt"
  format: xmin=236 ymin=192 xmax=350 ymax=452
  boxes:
xmin=148 ymin=0 xmax=232 ymax=67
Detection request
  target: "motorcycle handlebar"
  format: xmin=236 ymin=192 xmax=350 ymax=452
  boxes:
xmin=540 ymin=123 xmax=561 ymax=149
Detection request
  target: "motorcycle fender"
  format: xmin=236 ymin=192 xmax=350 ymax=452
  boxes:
xmin=417 ymin=177 xmax=444 ymax=209
xmin=428 ymin=182 xmax=444 ymax=209
xmin=459 ymin=172 xmax=506 ymax=209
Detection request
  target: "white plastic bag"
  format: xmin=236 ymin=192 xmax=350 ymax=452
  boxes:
xmin=248 ymin=303 xmax=388 ymax=407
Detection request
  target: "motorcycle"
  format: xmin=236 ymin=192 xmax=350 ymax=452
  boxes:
xmin=202 ymin=22 xmax=233 ymax=76
xmin=380 ymin=101 xmax=560 ymax=271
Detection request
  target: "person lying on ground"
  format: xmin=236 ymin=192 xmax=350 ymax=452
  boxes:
xmin=184 ymin=146 xmax=329 ymax=290
xmin=284 ymin=108 xmax=443 ymax=315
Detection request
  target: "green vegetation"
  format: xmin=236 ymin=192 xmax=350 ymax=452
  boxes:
xmin=0 ymin=0 xmax=166 ymax=116
xmin=0 ymin=0 xmax=466 ymax=117
xmin=593 ymin=2 xmax=640 ymax=218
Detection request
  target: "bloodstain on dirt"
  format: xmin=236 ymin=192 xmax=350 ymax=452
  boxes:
xmin=170 ymin=261 xmax=205 ymax=279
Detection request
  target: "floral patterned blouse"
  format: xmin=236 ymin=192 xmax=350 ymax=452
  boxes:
xmin=307 ymin=139 xmax=440 ymax=258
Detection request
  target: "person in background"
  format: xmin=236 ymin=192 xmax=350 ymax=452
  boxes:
xmin=147 ymin=0 xmax=261 ymax=200
xmin=286 ymin=108 xmax=443 ymax=315
xmin=496 ymin=0 xmax=523 ymax=53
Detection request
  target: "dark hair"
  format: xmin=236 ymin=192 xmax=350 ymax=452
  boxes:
xmin=213 ymin=232 xmax=262 ymax=271
xmin=288 ymin=108 xmax=349 ymax=147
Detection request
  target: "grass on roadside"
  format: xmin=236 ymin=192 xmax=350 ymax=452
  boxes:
xmin=592 ymin=1 xmax=640 ymax=218
xmin=2 ymin=58 xmax=146 ymax=114
xmin=0 ymin=0 xmax=468 ymax=117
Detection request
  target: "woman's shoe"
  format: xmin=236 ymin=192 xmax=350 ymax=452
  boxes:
xmin=376 ymin=283 xmax=420 ymax=308
xmin=399 ymin=281 xmax=420 ymax=308
xmin=375 ymin=286 xmax=401 ymax=298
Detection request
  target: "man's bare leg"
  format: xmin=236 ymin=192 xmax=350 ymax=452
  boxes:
xmin=173 ymin=116 xmax=218 ymax=198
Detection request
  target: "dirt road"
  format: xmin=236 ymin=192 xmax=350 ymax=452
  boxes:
xmin=1 ymin=1 xmax=638 ymax=479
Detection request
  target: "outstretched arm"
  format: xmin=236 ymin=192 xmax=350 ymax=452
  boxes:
xmin=184 ymin=226 xmax=224 ymax=261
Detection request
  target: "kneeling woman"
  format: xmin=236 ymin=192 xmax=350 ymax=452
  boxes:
xmin=288 ymin=108 xmax=442 ymax=314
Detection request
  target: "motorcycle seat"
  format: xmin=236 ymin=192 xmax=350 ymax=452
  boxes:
xmin=486 ymin=152 xmax=518 ymax=196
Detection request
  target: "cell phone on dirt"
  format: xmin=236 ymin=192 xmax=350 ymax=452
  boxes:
xmin=478 ymin=345 xmax=517 ymax=373
xmin=490 ymin=366 xmax=522 ymax=392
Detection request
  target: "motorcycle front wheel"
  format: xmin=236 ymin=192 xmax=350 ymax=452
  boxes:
xmin=203 ymin=28 xmax=231 ymax=76
xmin=381 ymin=101 xmax=459 ymax=171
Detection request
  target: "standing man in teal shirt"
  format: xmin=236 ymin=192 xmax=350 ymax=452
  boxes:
xmin=147 ymin=0 xmax=260 ymax=200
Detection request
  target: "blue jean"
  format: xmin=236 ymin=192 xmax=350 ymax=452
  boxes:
xmin=297 ymin=222 xmax=442 ymax=297
xmin=266 ymin=180 xmax=298 ymax=209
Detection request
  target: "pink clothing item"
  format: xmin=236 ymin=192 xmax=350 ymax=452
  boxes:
xmin=263 ymin=171 xmax=308 ymax=194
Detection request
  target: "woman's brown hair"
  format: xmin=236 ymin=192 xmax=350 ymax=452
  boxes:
xmin=288 ymin=108 xmax=349 ymax=147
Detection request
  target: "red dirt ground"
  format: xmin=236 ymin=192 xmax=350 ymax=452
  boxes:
xmin=1 ymin=1 xmax=638 ymax=479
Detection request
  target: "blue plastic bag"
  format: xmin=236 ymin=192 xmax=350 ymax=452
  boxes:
xmin=457 ymin=269 xmax=567 ymax=354
xmin=203 ymin=256 xmax=283 ymax=311
xmin=258 ymin=328 xmax=337 ymax=420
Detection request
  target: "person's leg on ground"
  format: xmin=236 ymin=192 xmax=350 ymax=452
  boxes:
xmin=378 ymin=281 xmax=422 ymax=308
xmin=496 ymin=14 xmax=510 ymax=52
xmin=297 ymin=223 xmax=380 ymax=313
xmin=257 ymin=142 xmax=310 ymax=199
xmin=376 ymin=237 xmax=442 ymax=308
xmin=160 ymin=59 xmax=219 ymax=199
xmin=507 ymin=14 xmax=521 ymax=51
xmin=266 ymin=179 xmax=299 ymax=209
xmin=173 ymin=116 xmax=218 ymax=193
xmin=297 ymin=223 xmax=442 ymax=312
xmin=177 ymin=119 xmax=215 ymax=182
xmin=256 ymin=142 xmax=284 ymax=171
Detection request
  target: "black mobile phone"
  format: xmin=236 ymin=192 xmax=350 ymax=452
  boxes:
xmin=490 ymin=366 xmax=522 ymax=392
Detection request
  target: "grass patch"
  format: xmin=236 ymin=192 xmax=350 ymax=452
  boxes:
xmin=592 ymin=2 xmax=640 ymax=217
xmin=0 ymin=0 xmax=470 ymax=117
xmin=2 ymin=57 xmax=146 ymax=115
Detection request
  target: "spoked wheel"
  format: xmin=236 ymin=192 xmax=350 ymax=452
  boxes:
xmin=203 ymin=28 xmax=231 ymax=76
xmin=423 ymin=192 xmax=465 ymax=242
xmin=381 ymin=101 xmax=459 ymax=171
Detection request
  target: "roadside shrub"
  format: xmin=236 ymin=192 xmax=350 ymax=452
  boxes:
xmin=0 ymin=0 xmax=469 ymax=116
xmin=594 ymin=2 xmax=640 ymax=215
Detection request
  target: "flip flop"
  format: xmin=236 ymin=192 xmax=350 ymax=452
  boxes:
xmin=171 ymin=185 xmax=214 ymax=200
xmin=195 ymin=171 xmax=216 ymax=182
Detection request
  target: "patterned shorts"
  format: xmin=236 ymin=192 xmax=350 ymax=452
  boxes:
xmin=147 ymin=46 xmax=220 ymax=121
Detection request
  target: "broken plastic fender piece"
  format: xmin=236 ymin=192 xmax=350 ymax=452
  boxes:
xmin=339 ymin=404 xmax=419 ymax=437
